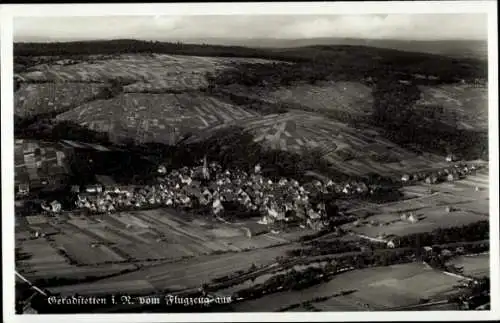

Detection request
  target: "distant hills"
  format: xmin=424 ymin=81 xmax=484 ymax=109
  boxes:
xmin=176 ymin=37 xmax=488 ymax=60
xmin=15 ymin=37 xmax=488 ymax=61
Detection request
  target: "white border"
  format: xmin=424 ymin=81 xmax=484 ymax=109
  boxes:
xmin=1 ymin=2 xmax=498 ymax=322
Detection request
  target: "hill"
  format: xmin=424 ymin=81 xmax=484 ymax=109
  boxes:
xmin=13 ymin=40 xmax=489 ymax=180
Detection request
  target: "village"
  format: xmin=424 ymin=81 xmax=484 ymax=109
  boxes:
xmin=23 ymin=153 xmax=486 ymax=234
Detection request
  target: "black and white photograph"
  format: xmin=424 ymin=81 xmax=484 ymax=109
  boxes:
xmin=1 ymin=1 xmax=498 ymax=321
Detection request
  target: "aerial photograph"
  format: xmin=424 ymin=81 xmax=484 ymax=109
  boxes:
xmin=10 ymin=10 xmax=493 ymax=315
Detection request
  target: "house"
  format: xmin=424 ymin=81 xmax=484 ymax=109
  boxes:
xmin=86 ymin=184 xmax=103 ymax=194
xmin=17 ymin=183 xmax=30 ymax=196
xmin=441 ymin=249 xmax=452 ymax=257
xmin=254 ymin=164 xmax=262 ymax=174
xmin=425 ymin=175 xmax=438 ymax=184
xmin=386 ymin=240 xmax=396 ymax=248
xmin=445 ymin=154 xmax=456 ymax=162
xmin=423 ymin=246 xmax=433 ymax=253
xmin=401 ymin=174 xmax=410 ymax=183
xmin=212 ymin=198 xmax=224 ymax=215
xmin=157 ymin=165 xmax=167 ymax=174
xmin=447 ymin=174 xmax=455 ymax=181
xmin=407 ymin=213 xmax=419 ymax=224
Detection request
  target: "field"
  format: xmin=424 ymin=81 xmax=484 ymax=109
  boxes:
xmin=15 ymin=206 xmax=305 ymax=287
xmin=14 ymin=139 xmax=71 ymax=188
xmin=447 ymin=253 xmax=490 ymax=278
xmin=348 ymin=172 xmax=489 ymax=238
xmin=68 ymin=243 xmax=296 ymax=293
xmin=15 ymin=83 xmax=108 ymax=117
xmin=239 ymin=111 xmax=447 ymax=177
xmin=55 ymin=93 xmax=258 ymax=144
xmin=231 ymin=263 xmax=464 ymax=311
xmin=264 ymin=81 xmax=374 ymax=117
xmin=415 ymin=84 xmax=488 ymax=131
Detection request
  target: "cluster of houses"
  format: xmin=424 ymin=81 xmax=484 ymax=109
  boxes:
xmin=40 ymin=156 xmax=483 ymax=231
xmin=400 ymin=161 xmax=481 ymax=186
xmin=68 ymin=158 xmax=384 ymax=230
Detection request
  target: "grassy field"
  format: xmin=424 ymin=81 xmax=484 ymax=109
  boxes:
xmin=231 ymin=263 xmax=463 ymax=311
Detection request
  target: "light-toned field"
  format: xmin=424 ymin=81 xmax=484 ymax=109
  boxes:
xmin=447 ymin=253 xmax=490 ymax=278
xmin=264 ymin=81 xmax=374 ymax=117
xmin=231 ymin=263 xmax=463 ymax=311
xmin=415 ymin=84 xmax=488 ymax=131
xmin=55 ymin=92 xmax=258 ymax=145
xmin=15 ymin=82 xmax=107 ymax=117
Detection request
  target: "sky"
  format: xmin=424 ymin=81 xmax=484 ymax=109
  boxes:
xmin=14 ymin=14 xmax=488 ymax=42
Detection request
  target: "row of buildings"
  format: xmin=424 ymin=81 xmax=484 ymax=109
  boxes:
xmin=400 ymin=162 xmax=482 ymax=186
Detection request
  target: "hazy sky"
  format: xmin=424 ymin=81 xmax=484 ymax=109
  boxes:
xmin=14 ymin=14 xmax=488 ymax=42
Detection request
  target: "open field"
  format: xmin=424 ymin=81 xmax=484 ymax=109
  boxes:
xmin=55 ymin=93 xmax=258 ymax=144
xmin=447 ymin=253 xmax=490 ymax=278
xmin=15 ymin=82 xmax=108 ymax=117
xmin=264 ymin=81 xmax=374 ymax=117
xmin=231 ymin=263 xmax=464 ymax=311
xmin=415 ymin=84 xmax=488 ymax=131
